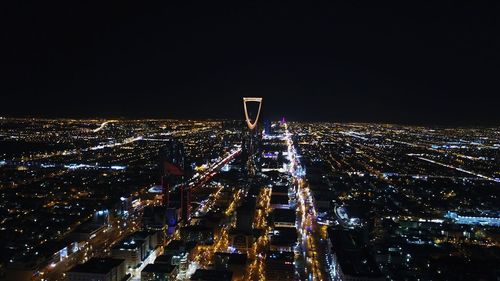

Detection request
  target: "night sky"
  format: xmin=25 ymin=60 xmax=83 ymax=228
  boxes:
xmin=1 ymin=2 xmax=498 ymax=125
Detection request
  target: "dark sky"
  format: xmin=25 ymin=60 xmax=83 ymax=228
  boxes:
xmin=1 ymin=1 xmax=498 ymax=124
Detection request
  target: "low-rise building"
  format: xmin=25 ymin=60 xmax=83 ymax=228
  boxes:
xmin=271 ymin=208 xmax=296 ymax=228
xmin=214 ymin=253 xmax=248 ymax=280
xmin=111 ymin=231 xmax=157 ymax=270
xmin=190 ymin=269 xmax=233 ymax=281
xmin=67 ymin=258 xmax=126 ymax=281
xmin=265 ymin=251 xmax=295 ymax=281
xmin=269 ymin=227 xmax=297 ymax=252
xmin=141 ymin=263 xmax=178 ymax=281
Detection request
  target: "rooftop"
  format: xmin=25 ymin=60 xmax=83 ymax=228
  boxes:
xmin=142 ymin=263 xmax=177 ymax=274
xmin=190 ymin=269 xmax=233 ymax=281
xmin=69 ymin=258 xmax=124 ymax=274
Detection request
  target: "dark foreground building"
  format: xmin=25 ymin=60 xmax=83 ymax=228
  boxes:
xmin=67 ymin=258 xmax=126 ymax=281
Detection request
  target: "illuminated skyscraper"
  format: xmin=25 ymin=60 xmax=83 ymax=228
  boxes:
xmin=242 ymin=97 xmax=263 ymax=176
xmin=159 ymin=140 xmax=190 ymax=222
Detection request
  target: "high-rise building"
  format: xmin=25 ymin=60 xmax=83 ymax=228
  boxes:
xmin=242 ymin=97 xmax=263 ymax=176
xmin=159 ymin=140 xmax=191 ymax=222
xmin=159 ymin=140 xmax=185 ymax=205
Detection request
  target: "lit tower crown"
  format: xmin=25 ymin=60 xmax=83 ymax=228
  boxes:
xmin=242 ymin=97 xmax=263 ymax=130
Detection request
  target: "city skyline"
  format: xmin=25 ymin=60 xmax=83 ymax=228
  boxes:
xmin=1 ymin=116 xmax=498 ymax=281
xmin=0 ymin=2 xmax=499 ymax=281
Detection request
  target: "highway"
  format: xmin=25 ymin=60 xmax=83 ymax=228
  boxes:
xmin=284 ymin=124 xmax=330 ymax=281
xmin=414 ymin=155 xmax=500 ymax=183
xmin=188 ymin=148 xmax=242 ymax=190
xmin=92 ymin=120 xmax=117 ymax=133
